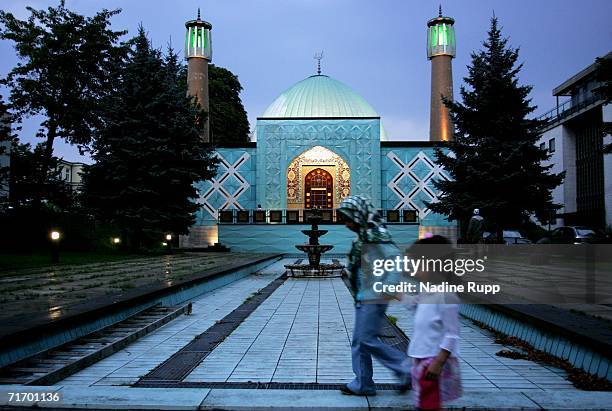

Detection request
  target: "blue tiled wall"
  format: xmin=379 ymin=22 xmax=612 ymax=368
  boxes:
xmin=381 ymin=147 xmax=453 ymax=227
xmin=218 ymin=224 xmax=419 ymax=253
xmin=256 ymin=118 xmax=381 ymax=209
xmin=194 ymin=147 xmax=256 ymax=225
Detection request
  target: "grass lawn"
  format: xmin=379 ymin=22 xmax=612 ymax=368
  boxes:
xmin=0 ymin=251 xmax=143 ymax=271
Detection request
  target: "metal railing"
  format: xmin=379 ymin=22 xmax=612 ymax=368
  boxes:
xmin=217 ymin=208 xmax=420 ymax=225
xmin=536 ymin=94 xmax=602 ymax=127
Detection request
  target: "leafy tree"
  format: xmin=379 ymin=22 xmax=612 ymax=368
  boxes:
xmin=83 ymin=27 xmax=218 ymax=250
xmin=0 ymin=0 xmax=127 ymax=196
xmin=593 ymin=56 xmax=611 ymax=154
xmin=429 ymin=17 xmax=564 ymax=240
xmin=209 ymin=65 xmax=250 ymax=143
xmin=178 ymin=64 xmax=250 ymax=143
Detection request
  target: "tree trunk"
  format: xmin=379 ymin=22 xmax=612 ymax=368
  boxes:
xmin=36 ymin=121 xmax=57 ymax=207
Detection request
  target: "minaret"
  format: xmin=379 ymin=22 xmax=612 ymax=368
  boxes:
xmin=427 ymin=5 xmax=455 ymax=142
xmin=185 ymin=8 xmax=212 ymax=142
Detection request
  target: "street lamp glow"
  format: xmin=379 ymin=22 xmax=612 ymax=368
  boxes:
xmin=165 ymin=234 xmax=172 ymax=241
xmin=113 ymin=237 xmax=121 ymax=244
xmin=162 ymin=242 xmax=168 ymax=246
xmin=50 ymin=231 xmax=61 ymax=241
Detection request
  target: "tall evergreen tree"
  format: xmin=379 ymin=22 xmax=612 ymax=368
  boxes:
xmin=0 ymin=1 xmax=127 ymax=196
xmin=429 ymin=17 xmax=564 ymax=240
xmin=83 ymin=27 xmax=218 ymax=250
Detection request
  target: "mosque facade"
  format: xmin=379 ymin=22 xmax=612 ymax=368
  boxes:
xmin=180 ymin=9 xmax=458 ymax=252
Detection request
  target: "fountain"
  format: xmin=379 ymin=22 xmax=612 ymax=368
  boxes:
xmin=284 ymin=209 xmax=345 ymax=277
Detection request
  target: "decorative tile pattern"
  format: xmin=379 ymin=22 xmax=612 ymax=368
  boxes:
xmin=196 ymin=151 xmax=251 ymax=220
xmin=256 ymin=119 xmax=381 ymax=209
xmin=386 ymin=150 xmax=450 ymax=219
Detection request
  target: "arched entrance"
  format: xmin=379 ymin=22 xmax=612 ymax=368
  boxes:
xmin=286 ymin=146 xmax=350 ymax=210
xmin=304 ymin=168 xmax=333 ymax=209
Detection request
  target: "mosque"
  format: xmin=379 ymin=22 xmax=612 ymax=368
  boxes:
xmin=180 ymin=8 xmax=458 ymax=252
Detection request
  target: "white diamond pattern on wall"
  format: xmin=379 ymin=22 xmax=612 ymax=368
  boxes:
xmin=387 ymin=151 xmax=449 ymax=219
xmin=197 ymin=152 xmax=250 ymax=219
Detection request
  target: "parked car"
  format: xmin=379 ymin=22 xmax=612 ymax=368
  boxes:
xmin=482 ymin=230 xmax=532 ymax=245
xmin=537 ymin=226 xmax=611 ymax=244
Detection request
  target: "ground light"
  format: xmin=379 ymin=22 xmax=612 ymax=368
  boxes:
xmin=50 ymin=230 xmax=61 ymax=263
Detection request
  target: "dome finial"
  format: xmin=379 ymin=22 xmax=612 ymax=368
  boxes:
xmin=197 ymin=7 xmax=201 ymax=20
xmin=314 ymin=51 xmax=324 ymax=75
xmin=439 ymin=4 xmax=442 ymax=17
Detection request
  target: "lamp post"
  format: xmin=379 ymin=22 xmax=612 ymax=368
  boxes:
xmin=165 ymin=234 xmax=173 ymax=254
xmin=50 ymin=230 xmax=61 ymax=263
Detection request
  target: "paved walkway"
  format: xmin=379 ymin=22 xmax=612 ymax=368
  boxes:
xmin=4 ymin=257 xmax=611 ymax=409
xmin=185 ymin=276 xmax=395 ymax=384
xmin=60 ymin=258 xmax=288 ymax=387
xmin=390 ymin=304 xmax=576 ymax=392
xmin=184 ymin=273 xmax=577 ymax=391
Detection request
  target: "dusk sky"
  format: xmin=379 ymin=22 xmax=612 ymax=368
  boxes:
xmin=1 ymin=0 xmax=610 ymax=163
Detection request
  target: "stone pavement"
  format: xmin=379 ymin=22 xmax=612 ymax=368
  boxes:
xmin=184 ymin=272 xmax=577 ymax=391
xmin=389 ymin=304 xmax=577 ymax=392
xmin=185 ymin=275 xmax=395 ymax=384
xmin=3 ymin=257 xmax=612 ymax=409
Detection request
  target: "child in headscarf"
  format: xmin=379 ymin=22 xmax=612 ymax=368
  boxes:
xmin=337 ymin=195 xmax=410 ymax=396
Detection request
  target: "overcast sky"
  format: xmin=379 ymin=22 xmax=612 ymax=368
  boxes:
xmin=1 ymin=0 xmax=610 ymax=163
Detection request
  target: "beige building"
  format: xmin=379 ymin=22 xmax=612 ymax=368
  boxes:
xmin=537 ymin=52 xmax=611 ymax=229
xmin=57 ymin=160 xmax=85 ymax=192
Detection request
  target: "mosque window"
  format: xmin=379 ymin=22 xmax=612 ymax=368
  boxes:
xmin=549 ymin=138 xmax=556 ymax=153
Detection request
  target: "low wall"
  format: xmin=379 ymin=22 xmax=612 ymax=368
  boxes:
xmin=218 ymin=224 xmax=420 ymax=253
xmin=460 ymin=304 xmax=612 ymax=382
xmin=0 ymin=256 xmax=282 ymax=368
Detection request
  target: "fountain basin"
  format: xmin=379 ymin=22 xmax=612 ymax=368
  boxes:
xmin=301 ymin=229 xmax=328 ymax=237
xmin=284 ymin=209 xmax=345 ymax=278
xmin=295 ymin=244 xmax=334 ymax=253
xmin=284 ymin=261 xmax=345 ymax=278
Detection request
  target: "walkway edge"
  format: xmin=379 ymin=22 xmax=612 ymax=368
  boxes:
xmin=2 ymin=386 xmax=612 ymax=410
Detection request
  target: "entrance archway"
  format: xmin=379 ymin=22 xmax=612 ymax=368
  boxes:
xmin=286 ymin=146 xmax=350 ymax=209
xmin=304 ymin=168 xmax=333 ymax=209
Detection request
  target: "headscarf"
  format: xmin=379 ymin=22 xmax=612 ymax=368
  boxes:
xmin=338 ymin=195 xmax=392 ymax=277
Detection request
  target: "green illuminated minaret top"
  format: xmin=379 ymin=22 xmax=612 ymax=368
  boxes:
xmin=427 ymin=5 xmax=455 ymax=59
xmin=185 ymin=8 xmax=212 ymax=61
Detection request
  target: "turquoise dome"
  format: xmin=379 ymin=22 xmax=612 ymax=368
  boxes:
xmin=262 ymin=75 xmax=379 ymax=118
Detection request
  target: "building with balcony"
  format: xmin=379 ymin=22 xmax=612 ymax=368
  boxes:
xmin=537 ymin=52 xmax=611 ymax=229
xmin=0 ymin=113 xmax=10 ymax=201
